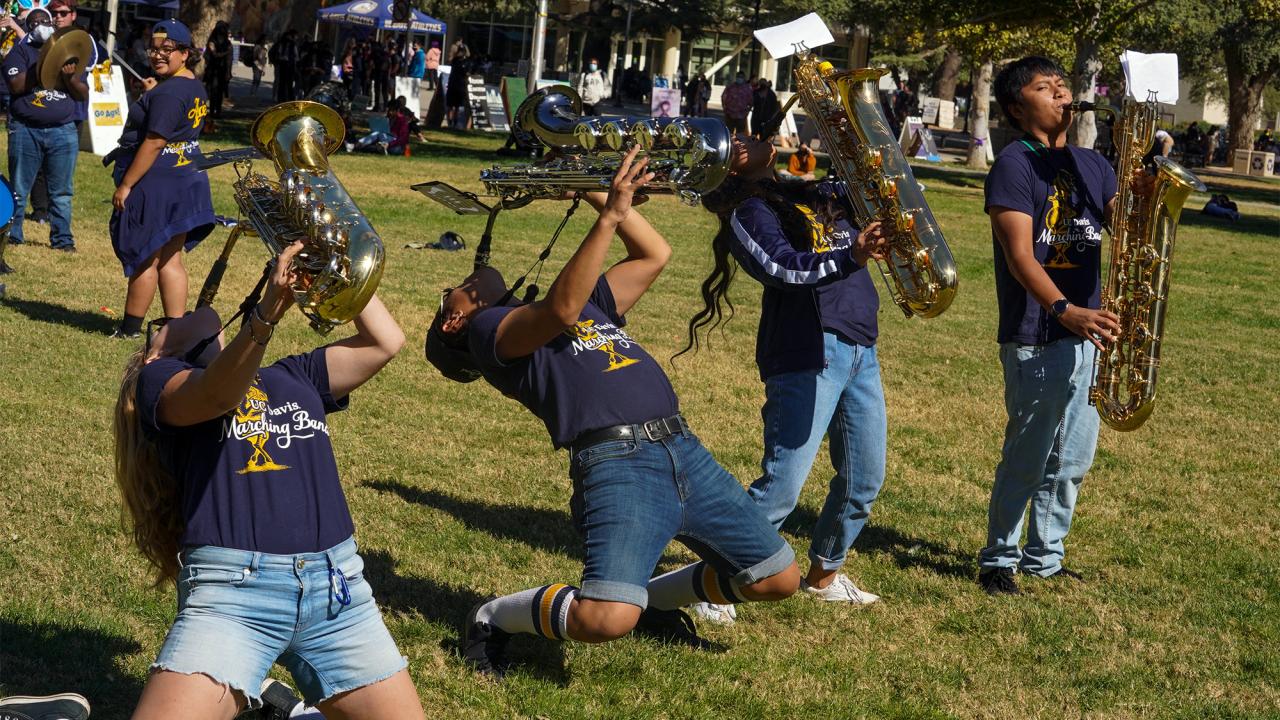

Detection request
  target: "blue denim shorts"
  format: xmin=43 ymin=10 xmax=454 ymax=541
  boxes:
xmin=152 ymin=536 xmax=407 ymax=707
xmin=569 ymin=430 xmax=795 ymax=607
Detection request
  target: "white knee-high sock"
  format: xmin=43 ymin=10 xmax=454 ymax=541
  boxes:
xmin=646 ymin=561 xmax=748 ymax=610
xmin=475 ymin=584 xmax=577 ymax=640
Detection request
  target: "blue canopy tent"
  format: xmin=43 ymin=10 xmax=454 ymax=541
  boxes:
xmin=315 ymin=0 xmax=446 ymax=35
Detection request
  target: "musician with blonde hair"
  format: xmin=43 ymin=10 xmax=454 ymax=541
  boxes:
xmin=114 ymin=241 xmax=425 ymax=718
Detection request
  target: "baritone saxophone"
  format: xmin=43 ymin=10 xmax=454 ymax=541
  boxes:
xmin=788 ymin=50 xmax=958 ymax=318
xmin=1070 ymin=96 xmax=1205 ymax=431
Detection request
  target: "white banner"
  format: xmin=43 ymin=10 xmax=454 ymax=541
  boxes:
xmin=80 ymin=65 xmax=128 ymax=156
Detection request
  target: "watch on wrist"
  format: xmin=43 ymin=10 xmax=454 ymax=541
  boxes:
xmin=1050 ymin=298 xmax=1070 ymax=319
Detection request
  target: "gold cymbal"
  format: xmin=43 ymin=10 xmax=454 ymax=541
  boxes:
xmin=37 ymin=28 xmax=94 ymax=91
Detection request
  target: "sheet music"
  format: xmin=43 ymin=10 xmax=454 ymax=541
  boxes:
xmin=1121 ymin=50 xmax=1180 ymax=104
xmin=754 ymin=13 xmax=834 ymax=59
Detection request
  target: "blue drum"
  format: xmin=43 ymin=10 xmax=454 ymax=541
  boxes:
xmin=0 ymin=174 xmax=15 ymax=243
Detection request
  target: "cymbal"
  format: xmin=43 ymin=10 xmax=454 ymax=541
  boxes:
xmin=37 ymin=28 xmax=94 ymax=91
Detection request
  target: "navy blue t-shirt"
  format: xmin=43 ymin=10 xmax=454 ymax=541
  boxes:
xmin=469 ymin=277 xmax=680 ymax=448
xmin=117 ymin=76 xmax=208 ymax=176
xmin=137 ymin=349 xmax=356 ymax=554
xmin=728 ymin=180 xmax=878 ymax=379
xmin=3 ymin=37 xmax=81 ymax=126
xmin=985 ymin=139 xmax=1117 ymax=345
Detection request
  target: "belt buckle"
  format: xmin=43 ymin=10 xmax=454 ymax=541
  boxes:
xmin=642 ymin=419 xmax=663 ymax=441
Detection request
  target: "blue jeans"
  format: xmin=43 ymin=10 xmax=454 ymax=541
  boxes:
xmin=748 ymin=333 xmax=887 ymax=572
xmin=980 ymin=338 xmax=1100 ymax=576
xmin=569 ymin=430 xmax=795 ymax=607
xmin=152 ymin=537 xmax=407 ymax=706
xmin=7 ymin=119 xmax=78 ymax=247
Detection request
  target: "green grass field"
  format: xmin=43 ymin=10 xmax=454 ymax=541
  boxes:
xmin=1 ymin=123 xmax=1278 ymax=719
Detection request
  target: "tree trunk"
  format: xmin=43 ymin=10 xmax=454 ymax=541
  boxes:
xmin=179 ymin=0 xmax=237 ymax=54
xmin=287 ymin=0 xmax=323 ymax=36
xmin=967 ymin=59 xmax=992 ymax=170
xmin=1223 ymin=42 xmax=1275 ymax=162
xmin=931 ymin=46 xmax=962 ymax=102
xmin=1068 ymin=31 xmax=1102 ymax=149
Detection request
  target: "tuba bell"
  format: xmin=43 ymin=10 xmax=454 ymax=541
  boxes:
xmin=481 ymin=85 xmax=733 ymax=206
xmin=200 ymin=101 xmax=384 ymax=334
xmin=1070 ymin=97 xmax=1205 ymax=431
xmin=787 ymin=51 xmax=958 ymax=318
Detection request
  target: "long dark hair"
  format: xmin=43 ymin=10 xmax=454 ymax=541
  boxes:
xmin=674 ymin=175 xmax=838 ymax=361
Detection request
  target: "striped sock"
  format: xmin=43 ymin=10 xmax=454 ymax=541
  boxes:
xmin=474 ymin=583 xmax=577 ymax=640
xmin=646 ymin=561 xmax=747 ymax=611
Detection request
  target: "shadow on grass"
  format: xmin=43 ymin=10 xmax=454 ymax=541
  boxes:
xmin=1181 ymin=208 xmax=1280 ymax=238
xmin=0 ymin=297 xmax=115 ymax=335
xmin=0 ymin=619 xmax=143 ymax=708
xmin=360 ymin=548 xmax=570 ymax=686
xmin=783 ymin=508 xmax=975 ymax=580
xmin=364 ymin=479 xmax=584 ymax=560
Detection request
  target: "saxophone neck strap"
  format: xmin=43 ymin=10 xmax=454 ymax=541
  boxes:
xmin=495 ymin=194 xmax=583 ymax=307
xmin=183 ymin=261 xmax=272 ymax=364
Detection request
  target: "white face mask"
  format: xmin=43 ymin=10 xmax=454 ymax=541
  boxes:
xmin=589 ymin=63 xmax=598 ymax=72
xmin=29 ymin=24 xmax=54 ymax=44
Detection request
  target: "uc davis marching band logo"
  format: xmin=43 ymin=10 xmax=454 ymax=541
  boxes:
xmin=566 ymin=319 xmax=640 ymax=372
xmin=229 ymin=383 xmax=290 ymax=474
xmin=1042 ymin=169 xmax=1082 ymax=270
xmin=188 ymin=97 xmax=209 ymax=129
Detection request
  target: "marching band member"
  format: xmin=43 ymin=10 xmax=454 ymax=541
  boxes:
xmin=425 ymin=148 xmax=800 ymax=676
xmin=107 ymin=20 xmax=216 ymax=339
xmin=977 ymin=56 xmax=1134 ymax=595
xmin=3 ymin=6 xmax=87 ymax=253
xmin=680 ymin=135 xmax=889 ymax=624
xmin=114 ymin=242 xmax=425 ymax=718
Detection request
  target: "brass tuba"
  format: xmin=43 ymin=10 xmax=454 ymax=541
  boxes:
xmin=202 ymin=101 xmax=384 ymax=334
xmin=787 ymin=52 xmax=958 ymax=318
xmin=481 ymin=85 xmax=733 ymax=206
xmin=1071 ymin=97 xmax=1205 ymax=431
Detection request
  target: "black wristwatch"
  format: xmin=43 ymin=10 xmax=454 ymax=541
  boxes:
xmin=1050 ymin=298 xmax=1070 ymax=319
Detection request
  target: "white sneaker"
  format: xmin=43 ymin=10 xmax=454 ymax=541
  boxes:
xmin=802 ymin=574 xmax=881 ymax=605
xmin=688 ymin=601 xmax=737 ymax=626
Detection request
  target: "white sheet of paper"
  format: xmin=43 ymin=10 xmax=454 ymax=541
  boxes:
xmin=1121 ymin=50 xmax=1180 ymax=104
xmin=754 ymin=13 xmax=834 ymax=58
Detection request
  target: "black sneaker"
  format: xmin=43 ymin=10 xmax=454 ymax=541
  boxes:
xmin=0 ymin=693 xmax=91 ymax=720
xmin=109 ymin=329 xmax=140 ymax=339
xmin=52 ymin=245 xmax=76 ymax=254
xmin=462 ymin=600 xmax=511 ymax=678
xmin=978 ymin=567 xmax=1021 ymax=596
xmin=256 ymin=679 xmax=302 ymax=720
xmin=0 ymin=260 xmax=14 ymax=274
xmin=633 ymin=607 xmax=713 ymax=649
xmin=1043 ymin=566 xmax=1085 ymax=582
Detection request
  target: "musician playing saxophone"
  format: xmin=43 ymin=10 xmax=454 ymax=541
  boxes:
xmin=106 ymin=20 xmax=216 ymax=339
xmin=978 ymin=56 xmax=1152 ymax=595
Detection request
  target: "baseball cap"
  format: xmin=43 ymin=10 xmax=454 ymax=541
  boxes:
xmin=151 ymin=19 xmax=193 ymax=47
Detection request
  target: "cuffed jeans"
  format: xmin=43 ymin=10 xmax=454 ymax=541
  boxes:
xmin=7 ymin=118 xmax=77 ymax=248
xmin=748 ymin=333 xmax=888 ymax=572
xmin=980 ymin=338 xmax=1099 ymax=576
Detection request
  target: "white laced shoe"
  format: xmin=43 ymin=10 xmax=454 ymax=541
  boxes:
xmin=689 ymin=601 xmax=737 ymax=626
xmin=802 ymin=573 xmax=881 ymax=605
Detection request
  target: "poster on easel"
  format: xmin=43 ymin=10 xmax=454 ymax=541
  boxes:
xmin=897 ymin=116 xmax=940 ymax=162
xmin=80 ymin=64 xmax=128 ymax=156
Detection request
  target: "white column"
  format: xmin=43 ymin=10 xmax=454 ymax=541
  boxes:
xmin=661 ymin=26 xmax=680 ymax=80
xmin=637 ymin=36 xmax=648 ymax=71
xmin=529 ymin=0 xmax=548 ymax=87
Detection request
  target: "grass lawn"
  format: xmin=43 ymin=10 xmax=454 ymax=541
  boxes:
xmin=1 ymin=120 xmax=1278 ymax=719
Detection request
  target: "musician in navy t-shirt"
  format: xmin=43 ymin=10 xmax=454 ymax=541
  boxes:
xmin=678 ymin=135 xmax=890 ymax=623
xmin=977 ymin=56 xmax=1150 ymax=596
xmin=115 ymin=243 xmax=426 ymax=716
xmin=426 ymin=148 xmax=800 ymax=676
xmin=2 ymin=7 xmax=88 ymax=251
xmin=107 ymin=20 xmax=217 ymax=340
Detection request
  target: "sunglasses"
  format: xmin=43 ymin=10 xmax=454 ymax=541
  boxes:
xmin=51 ymin=9 xmax=73 ymax=16
xmin=143 ymin=316 xmax=170 ymax=356
xmin=145 ymin=314 xmax=220 ymax=364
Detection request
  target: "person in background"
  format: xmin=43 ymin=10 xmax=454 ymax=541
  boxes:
xmin=107 ymin=20 xmax=215 ymax=339
xmin=424 ymin=40 xmax=440 ymax=90
xmin=251 ymin=34 xmax=268 ymax=96
xmin=684 ymin=71 xmax=710 ymax=117
xmin=1142 ymin=126 xmax=1174 ymax=168
xmin=407 ymin=39 xmax=425 ymax=81
xmin=777 ymin=143 xmax=817 ymax=181
xmin=720 ymin=72 xmax=752 ymax=136
xmin=269 ymin=29 xmax=298 ymax=102
xmin=445 ymin=42 xmax=470 ymax=128
xmin=202 ymin=21 xmax=231 ymax=118
xmin=3 ymin=6 xmax=88 ymax=253
xmin=750 ymin=78 xmax=780 ymax=140
xmin=575 ymin=57 xmax=609 ymax=116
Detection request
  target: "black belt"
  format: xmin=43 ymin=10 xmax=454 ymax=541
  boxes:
xmin=571 ymin=414 xmax=689 ymax=452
